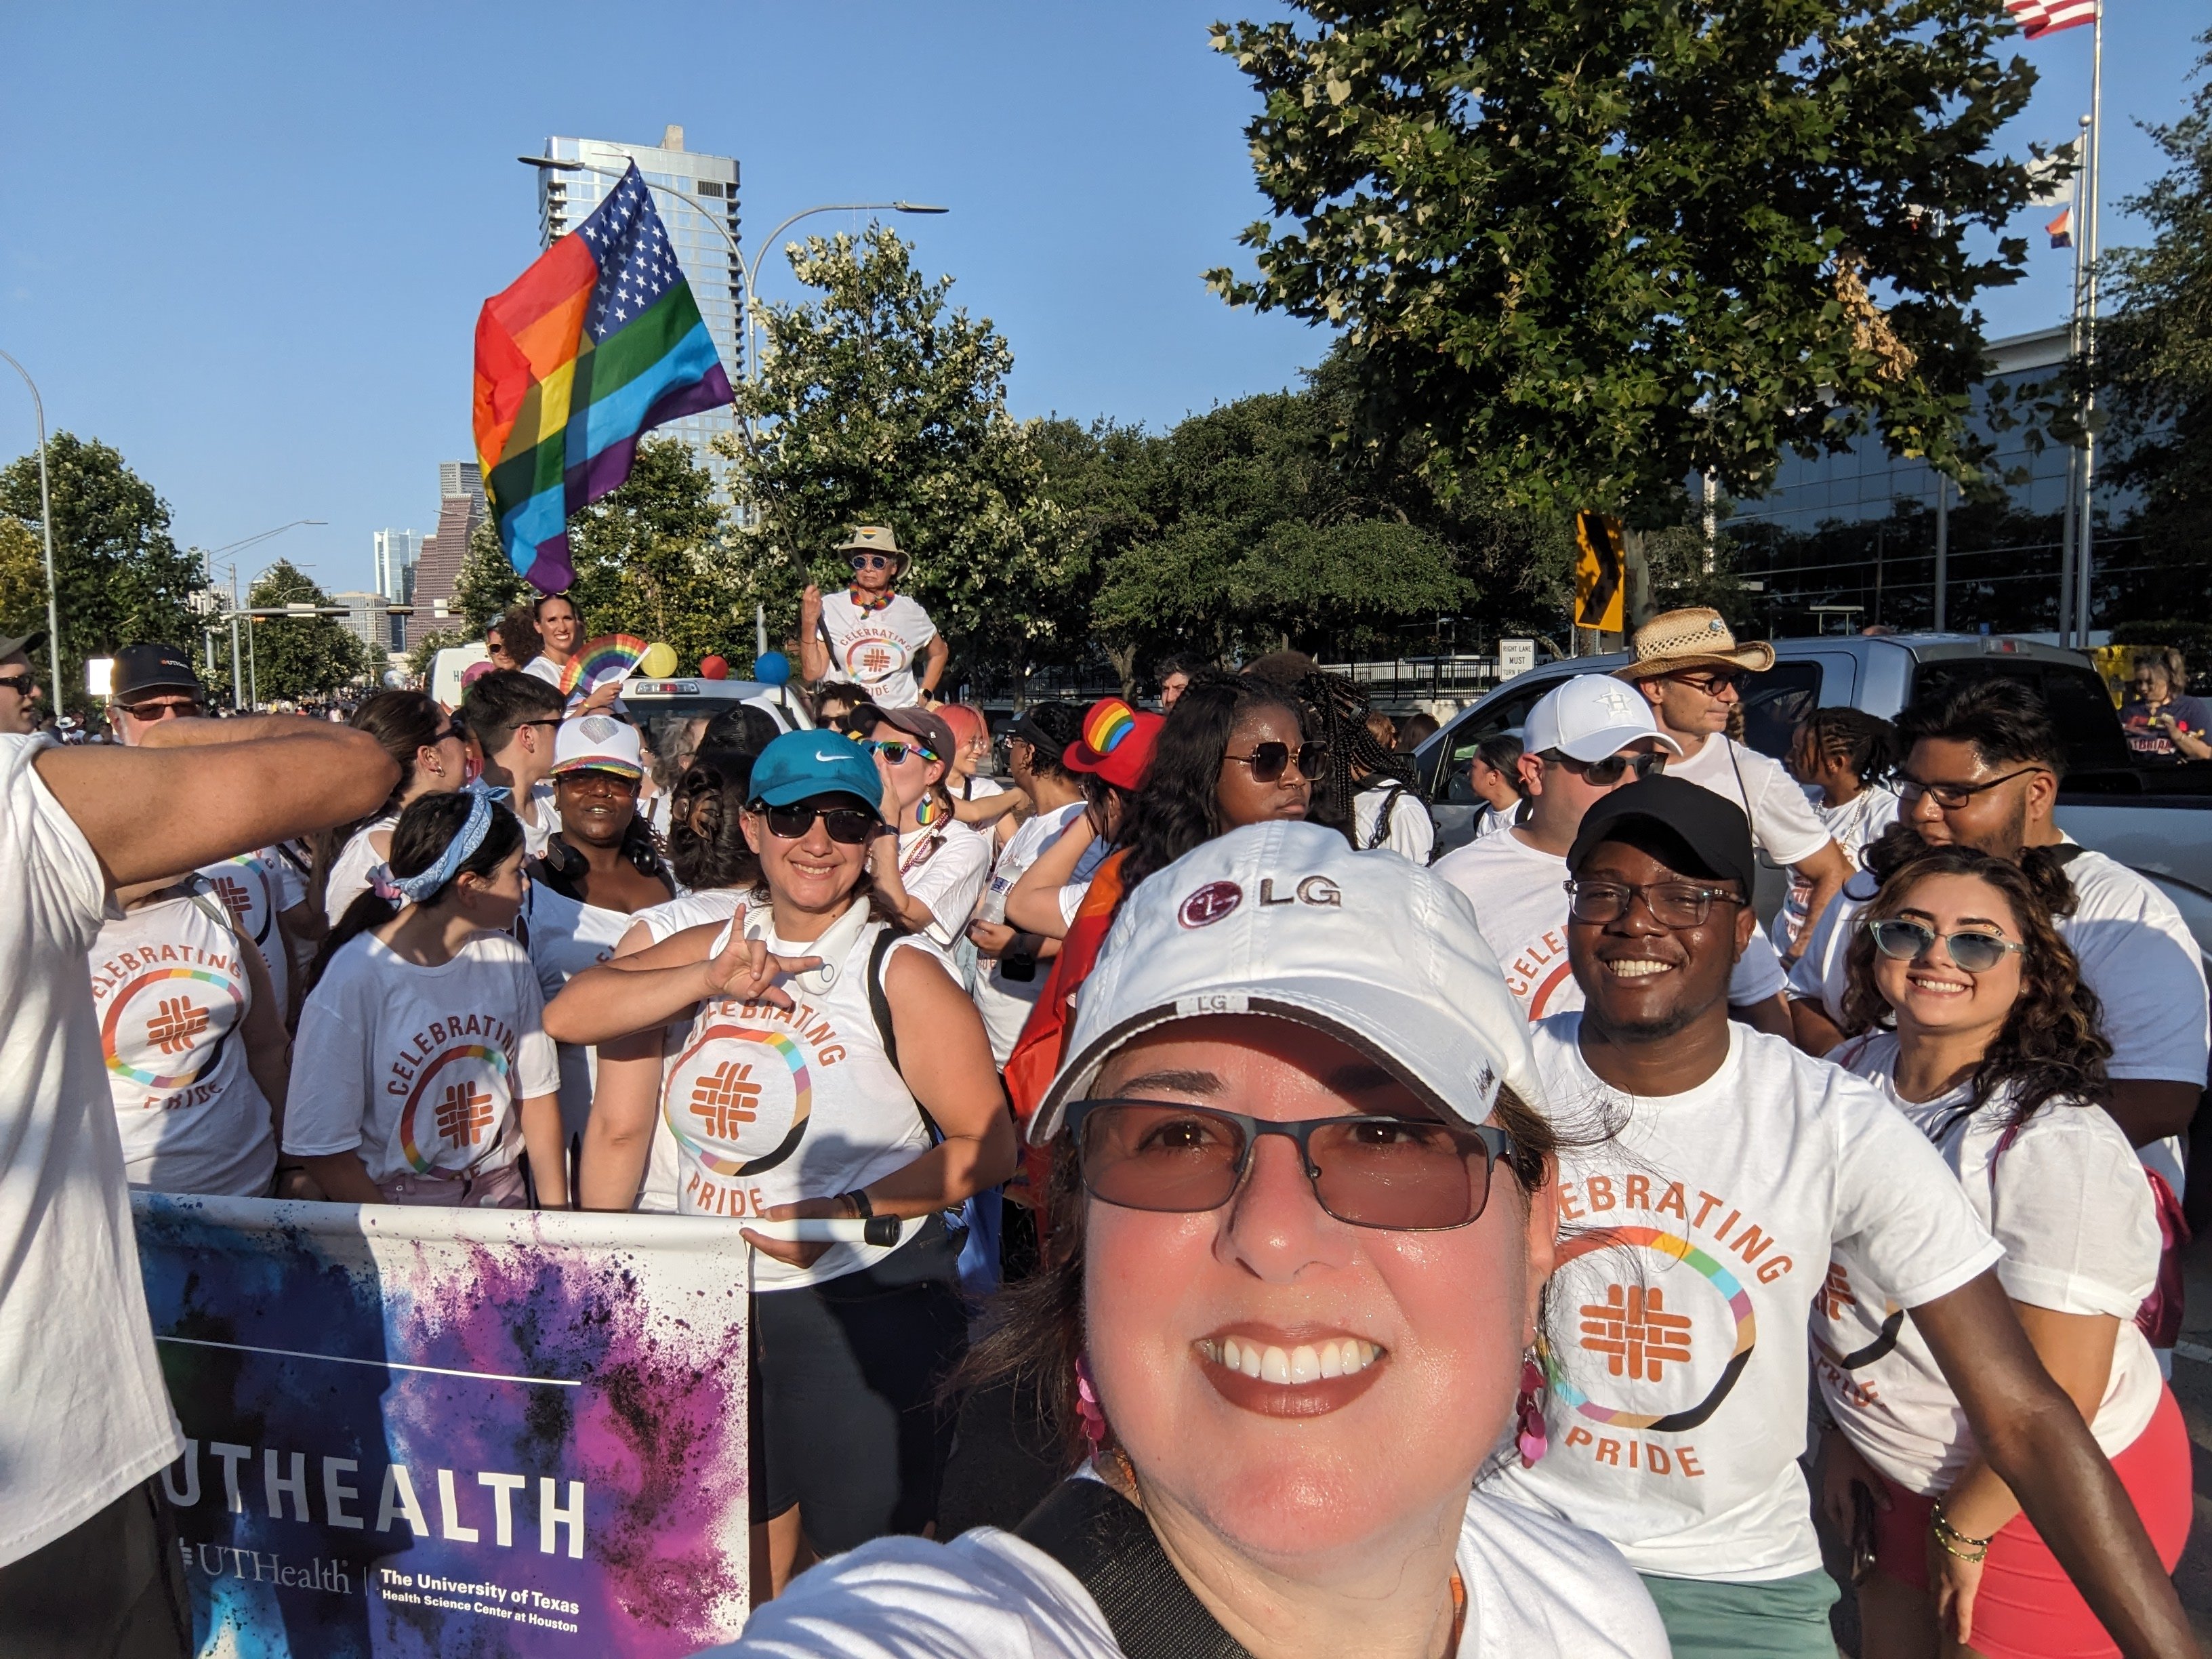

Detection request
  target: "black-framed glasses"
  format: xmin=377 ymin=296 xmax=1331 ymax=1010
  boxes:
xmin=117 ymin=697 xmax=202 ymax=722
xmin=848 ymin=553 xmax=895 ymax=572
xmin=758 ymin=801 xmax=878 ymax=844
xmin=0 ymin=674 xmax=31 ymax=697
xmin=1896 ymin=766 xmax=2042 ymax=809
xmin=1547 ymin=748 xmax=1666 ymax=787
xmin=516 ymin=718 xmax=563 ymax=734
xmin=1864 ymin=918 xmax=2024 ymax=973
xmin=1067 ymin=1099 xmax=1513 ymax=1231
xmin=859 ymin=737 xmax=937 ymax=766
xmin=1565 ymin=878 xmax=1744 ymax=928
xmin=1225 ymin=741 xmax=1325 ymax=784
xmin=1669 ymin=670 xmax=1750 ymax=695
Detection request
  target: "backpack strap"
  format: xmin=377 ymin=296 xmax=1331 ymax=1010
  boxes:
xmin=867 ymin=926 xmax=943 ymax=1144
xmin=1366 ymin=785 xmax=1405 ymax=851
xmin=1015 ymin=1479 xmax=1254 ymax=1659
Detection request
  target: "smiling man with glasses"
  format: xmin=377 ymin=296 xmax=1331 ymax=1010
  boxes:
xmin=796 ymin=525 xmax=949 ymax=710
xmin=1618 ymin=609 xmax=1852 ymax=961
xmin=105 ymin=643 xmax=205 ymax=733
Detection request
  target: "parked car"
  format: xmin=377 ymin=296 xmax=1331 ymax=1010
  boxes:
xmin=617 ymin=677 xmax=811 ymax=773
xmin=1410 ymin=633 xmax=2212 ymax=954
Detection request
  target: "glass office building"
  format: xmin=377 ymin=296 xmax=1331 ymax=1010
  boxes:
xmin=537 ymin=127 xmax=741 ymax=487
xmin=1718 ymin=324 xmax=2136 ymax=638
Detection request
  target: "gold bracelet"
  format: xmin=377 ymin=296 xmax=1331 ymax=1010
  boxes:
xmin=1930 ymin=1500 xmax=1992 ymax=1562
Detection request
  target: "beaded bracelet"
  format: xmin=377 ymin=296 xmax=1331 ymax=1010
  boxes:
xmin=1931 ymin=1500 xmax=1992 ymax=1563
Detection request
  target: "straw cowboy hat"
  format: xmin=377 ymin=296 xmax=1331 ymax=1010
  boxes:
xmin=835 ymin=525 xmax=909 ymax=575
xmin=1614 ymin=607 xmax=1776 ymax=680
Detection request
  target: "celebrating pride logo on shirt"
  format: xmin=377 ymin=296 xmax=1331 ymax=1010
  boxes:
xmin=396 ymin=1044 xmax=514 ymax=1173
xmin=1548 ymin=1227 xmax=1757 ymax=1433
xmin=839 ymin=627 xmax=911 ymax=684
xmin=102 ymin=965 xmax=245 ymax=1092
xmin=663 ymin=1024 xmax=815 ymax=1177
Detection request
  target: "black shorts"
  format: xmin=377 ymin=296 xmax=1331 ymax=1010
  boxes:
xmin=749 ymin=1223 xmax=968 ymax=1552
xmin=0 ymin=1475 xmax=192 ymax=1659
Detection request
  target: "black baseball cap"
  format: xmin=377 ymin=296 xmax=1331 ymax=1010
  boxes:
xmin=1005 ymin=701 xmax=1083 ymax=754
xmin=110 ymin=643 xmax=203 ymax=703
xmin=1567 ymin=776 xmax=1756 ymax=898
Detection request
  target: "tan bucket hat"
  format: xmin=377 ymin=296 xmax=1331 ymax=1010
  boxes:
xmin=834 ymin=525 xmax=906 ymax=571
xmin=1614 ymin=607 xmax=1776 ymax=680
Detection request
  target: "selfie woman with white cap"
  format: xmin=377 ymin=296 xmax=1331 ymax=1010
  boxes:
xmin=712 ymin=822 xmax=1670 ymax=1658
xmin=544 ymin=730 xmax=1014 ymax=1597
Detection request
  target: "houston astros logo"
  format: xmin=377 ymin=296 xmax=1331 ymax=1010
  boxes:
xmin=665 ymin=1025 xmax=815 ymax=1176
xmin=102 ymin=966 xmax=243 ymax=1091
xmin=396 ymin=1044 xmax=512 ymax=1173
xmin=1547 ymin=1227 xmax=1756 ymax=1433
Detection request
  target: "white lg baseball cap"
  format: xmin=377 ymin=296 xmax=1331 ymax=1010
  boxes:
xmin=1031 ymin=821 xmax=1547 ymax=1142
xmin=1523 ymin=674 xmax=1683 ymax=764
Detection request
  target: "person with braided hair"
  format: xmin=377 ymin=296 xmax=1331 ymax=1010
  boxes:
xmin=1817 ymin=843 xmax=2188 ymax=1658
xmin=1774 ymin=706 xmax=1901 ymax=956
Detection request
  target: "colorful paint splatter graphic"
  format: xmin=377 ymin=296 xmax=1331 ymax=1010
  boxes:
xmin=133 ymin=1193 xmax=750 ymax=1657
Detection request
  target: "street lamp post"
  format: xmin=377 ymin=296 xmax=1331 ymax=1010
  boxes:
xmin=0 ymin=350 xmax=67 ymax=713
xmin=202 ymin=519 xmax=325 ymax=710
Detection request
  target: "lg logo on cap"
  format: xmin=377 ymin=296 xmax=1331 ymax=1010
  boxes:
xmin=1177 ymin=875 xmax=1343 ymax=928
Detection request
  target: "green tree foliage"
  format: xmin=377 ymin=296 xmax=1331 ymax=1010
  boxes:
xmin=720 ymin=227 xmax=1073 ymax=682
xmin=0 ymin=432 xmax=207 ymax=707
xmin=2095 ymin=33 xmax=2212 ymax=616
xmin=454 ymin=521 xmax=531 ymax=635
xmin=243 ymin=559 xmax=369 ymax=703
xmin=1208 ymin=0 xmax=2047 ymax=515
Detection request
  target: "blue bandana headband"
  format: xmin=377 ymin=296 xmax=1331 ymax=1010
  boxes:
xmin=387 ymin=783 xmax=501 ymax=905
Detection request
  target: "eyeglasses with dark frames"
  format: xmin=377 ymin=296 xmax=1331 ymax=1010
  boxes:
xmin=0 ymin=673 xmax=37 ymax=697
xmin=1668 ymin=670 xmax=1750 ymax=695
xmin=756 ymin=801 xmax=878 ymax=844
xmin=1224 ymin=740 xmax=1326 ymax=785
xmin=1545 ymin=749 xmax=1666 ymax=787
xmin=1067 ymin=1098 xmax=1515 ymax=1231
xmin=1894 ymin=766 xmax=2043 ymax=810
xmin=117 ymin=698 xmax=203 ymax=722
xmin=1565 ymin=878 xmax=1746 ymax=928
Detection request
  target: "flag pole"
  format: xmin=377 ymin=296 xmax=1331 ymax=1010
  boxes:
xmin=2059 ymin=115 xmax=2087 ymax=644
xmin=2072 ymin=0 xmax=2104 ymax=648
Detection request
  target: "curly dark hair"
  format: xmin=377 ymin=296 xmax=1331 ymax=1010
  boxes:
xmin=1117 ymin=670 xmax=1313 ymax=895
xmin=1839 ymin=842 xmax=2110 ymax=1132
xmin=953 ymin=1090 xmax=1558 ymax=1472
xmin=667 ymin=750 xmax=760 ymax=892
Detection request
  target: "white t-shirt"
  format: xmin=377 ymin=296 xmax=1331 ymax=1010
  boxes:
xmin=626 ymin=888 xmax=754 ymax=1214
xmin=514 ymin=779 xmax=561 ymax=859
xmin=636 ymin=886 xmax=748 ymax=945
xmin=974 ymin=802 xmax=1086 ymax=1065
xmin=1353 ymin=781 xmax=1437 ymax=863
xmin=0 ymin=736 xmax=184 ymax=1566
xmin=1814 ymin=1032 xmax=2163 ymax=1494
xmin=1667 ymin=733 xmax=1834 ymax=866
xmin=1433 ymin=830 xmax=1788 ymax=1021
xmin=897 ymin=821 xmax=992 ymax=950
xmin=283 ymin=932 xmax=560 ymax=1185
xmin=1772 ymin=785 xmax=1899 ymax=954
xmin=712 ymin=1483 xmax=1668 ymax=1658
xmin=1494 ymin=1017 xmax=2001 ymax=1582
xmin=1788 ymin=841 xmax=2211 ymax=1192
xmin=322 ymin=813 xmax=398 ymax=928
xmin=819 ymin=591 xmax=938 ymax=710
xmin=520 ymin=880 xmax=647 ymax=1139
xmin=91 ymin=887 xmax=275 ymax=1197
xmin=198 ymin=847 xmax=304 ymax=1013
xmin=522 ymin=655 xmax=564 ymax=688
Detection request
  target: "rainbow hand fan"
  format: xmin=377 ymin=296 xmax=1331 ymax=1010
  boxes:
xmin=558 ymin=634 xmax=649 ymax=699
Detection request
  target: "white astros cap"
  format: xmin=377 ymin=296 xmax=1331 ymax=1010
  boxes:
xmin=1523 ymin=674 xmax=1683 ymax=764
xmin=1031 ymin=821 xmax=1547 ymax=1143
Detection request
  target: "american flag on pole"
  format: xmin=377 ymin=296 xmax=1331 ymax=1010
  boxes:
xmin=2004 ymin=0 xmax=2097 ymax=38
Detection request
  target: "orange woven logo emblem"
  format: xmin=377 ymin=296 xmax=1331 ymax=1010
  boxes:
xmin=1579 ymin=1284 xmax=1693 ymax=1382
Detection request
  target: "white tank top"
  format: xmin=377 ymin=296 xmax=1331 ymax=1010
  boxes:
xmin=630 ymin=888 xmax=752 ymax=1214
xmin=89 ymin=884 xmax=274 ymax=1196
xmin=659 ymin=912 xmax=939 ymax=1288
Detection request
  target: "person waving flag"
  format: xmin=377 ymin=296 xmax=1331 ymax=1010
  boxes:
xmin=473 ymin=161 xmax=734 ymax=593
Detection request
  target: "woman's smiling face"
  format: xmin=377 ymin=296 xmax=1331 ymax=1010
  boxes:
xmin=1081 ymin=1016 xmax=1554 ymax=1573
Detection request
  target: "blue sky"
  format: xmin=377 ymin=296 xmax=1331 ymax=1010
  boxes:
xmin=0 ymin=1 xmax=2202 ymax=596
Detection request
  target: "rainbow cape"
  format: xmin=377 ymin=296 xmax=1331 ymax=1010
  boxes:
xmin=472 ymin=161 xmax=734 ymax=593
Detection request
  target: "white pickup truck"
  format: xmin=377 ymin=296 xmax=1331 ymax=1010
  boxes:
xmin=1410 ymin=633 xmax=2212 ymax=957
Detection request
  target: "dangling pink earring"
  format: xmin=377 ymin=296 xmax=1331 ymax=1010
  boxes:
xmin=1074 ymin=1353 xmax=1109 ymax=1452
xmin=1515 ymin=1351 xmax=1549 ymax=1468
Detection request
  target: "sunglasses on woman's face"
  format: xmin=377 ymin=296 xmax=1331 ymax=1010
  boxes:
xmin=1225 ymin=741 xmax=1325 ymax=784
xmin=1864 ymin=918 xmax=2023 ymax=974
xmin=1068 ymin=1099 xmax=1512 ymax=1231
xmin=759 ymin=801 xmax=878 ymax=844
xmin=861 ymin=737 xmax=937 ymax=766
xmin=849 ymin=554 xmax=895 ymax=572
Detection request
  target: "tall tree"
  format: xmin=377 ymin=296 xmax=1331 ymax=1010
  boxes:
xmin=1209 ymin=0 xmax=2047 ymax=516
xmin=0 ymin=432 xmax=206 ymax=707
xmin=243 ymin=559 xmax=369 ymax=703
xmin=720 ymin=227 xmax=1074 ymax=690
xmin=454 ymin=522 xmax=532 ymax=636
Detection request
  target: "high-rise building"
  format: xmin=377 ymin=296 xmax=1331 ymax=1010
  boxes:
xmin=330 ymin=591 xmax=391 ymax=659
xmin=405 ymin=464 xmax=489 ymax=649
xmin=371 ymin=528 xmax=422 ymax=651
xmin=537 ymin=125 xmax=741 ymax=484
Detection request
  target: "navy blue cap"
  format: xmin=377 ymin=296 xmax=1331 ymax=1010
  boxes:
xmin=747 ymin=730 xmax=884 ymax=811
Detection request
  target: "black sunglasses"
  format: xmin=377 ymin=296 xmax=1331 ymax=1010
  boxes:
xmin=848 ymin=553 xmax=895 ymax=571
xmin=758 ymin=801 xmax=878 ymax=844
xmin=1548 ymin=749 xmax=1666 ymax=787
xmin=1864 ymin=918 xmax=2024 ymax=974
xmin=0 ymin=673 xmax=35 ymax=696
xmin=1225 ymin=740 xmax=1325 ymax=785
xmin=1067 ymin=1099 xmax=1513 ymax=1231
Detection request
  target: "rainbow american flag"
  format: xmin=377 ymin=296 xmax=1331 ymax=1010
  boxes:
xmin=472 ymin=162 xmax=734 ymax=592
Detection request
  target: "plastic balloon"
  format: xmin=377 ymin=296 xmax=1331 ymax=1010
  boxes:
xmin=699 ymin=655 xmax=731 ymax=680
xmin=754 ymin=651 xmax=792 ymax=687
xmin=638 ymin=641 xmax=679 ymax=678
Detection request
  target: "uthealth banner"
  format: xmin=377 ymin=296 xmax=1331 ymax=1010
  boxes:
xmin=131 ymin=1193 xmax=751 ymax=1656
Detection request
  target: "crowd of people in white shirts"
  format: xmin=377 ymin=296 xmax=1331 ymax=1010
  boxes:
xmin=0 ymin=577 xmax=2206 ymax=1659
